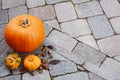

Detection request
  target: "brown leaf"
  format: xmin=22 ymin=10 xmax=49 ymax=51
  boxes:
xmin=49 ymin=60 xmax=61 ymax=65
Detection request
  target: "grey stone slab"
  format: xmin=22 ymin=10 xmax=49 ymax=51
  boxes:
xmin=89 ymin=73 xmax=105 ymax=80
xmin=0 ymin=65 xmax=10 ymax=77
xmin=75 ymin=1 xmax=103 ymax=18
xmin=83 ymin=62 xmax=114 ymax=80
xmin=100 ymin=0 xmax=120 ymax=18
xmin=100 ymin=58 xmax=120 ymax=80
xmin=73 ymin=42 xmax=105 ymax=66
xmin=26 ymin=0 xmax=45 ymax=8
xmin=110 ymin=17 xmax=120 ymax=34
xmin=22 ymin=70 xmax=50 ymax=80
xmin=0 ymin=0 xmax=1 ymax=10
xmin=29 ymin=5 xmax=55 ymax=21
xmin=46 ymin=0 xmax=68 ymax=4
xmin=0 ymin=24 xmax=6 ymax=41
xmin=76 ymin=35 xmax=99 ymax=50
xmin=54 ymin=72 xmax=89 ymax=80
xmin=54 ymin=2 xmax=77 ymax=22
xmin=61 ymin=19 xmax=91 ymax=38
xmin=2 ymin=0 xmax=25 ymax=9
xmin=9 ymin=6 xmax=27 ymax=20
xmin=72 ymin=0 xmax=90 ymax=4
xmin=47 ymin=30 xmax=77 ymax=51
xmin=98 ymin=35 xmax=120 ymax=57
xmin=3 ymin=75 xmax=21 ymax=80
xmin=48 ymin=52 xmax=77 ymax=76
xmin=0 ymin=10 xmax=8 ymax=24
xmin=88 ymin=15 xmax=114 ymax=39
xmin=114 ymin=56 xmax=120 ymax=62
xmin=44 ymin=39 xmax=85 ymax=65
xmin=44 ymin=19 xmax=60 ymax=30
xmin=44 ymin=24 xmax=52 ymax=36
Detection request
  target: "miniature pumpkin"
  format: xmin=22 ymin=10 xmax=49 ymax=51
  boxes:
xmin=24 ymin=54 xmax=41 ymax=71
xmin=5 ymin=53 xmax=21 ymax=70
xmin=4 ymin=14 xmax=45 ymax=52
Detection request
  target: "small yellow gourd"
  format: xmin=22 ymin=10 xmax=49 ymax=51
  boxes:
xmin=5 ymin=53 xmax=21 ymax=70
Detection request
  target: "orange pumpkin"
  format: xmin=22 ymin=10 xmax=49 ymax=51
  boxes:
xmin=24 ymin=54 xmax=41 ymax=71
xmin=4 ymin=14 xmax=45 ymax=52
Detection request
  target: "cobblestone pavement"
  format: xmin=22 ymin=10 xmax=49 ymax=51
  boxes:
xmin=0 ymin=0 xmax=120 ymax=80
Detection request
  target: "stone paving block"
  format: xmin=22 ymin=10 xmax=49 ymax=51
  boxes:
xmin=46 ymin=0 xmax=68 ymax=4
xmin=100 ymin=58 xmax=120 ymax=80
xmin=0 ymin=10 xmax=8 ymax=24
xmin=22 ymin=70 xmax=50 ymax=80
xmin=26 ymin=0 xmax=45 ymax=8
xmin=47 ymin=30 xmax=77 ymax=51
xmin=100 ymin=0 xmax=120 ymax=18
xmin=29 ymin=5 xmax=55 ymax=21
xmin=76 ymin=35 xmax=99 ymax=50
xmin=55 ymin=45 xmax=85 ymax=65
xmin=2 ymin=75 xmax=21 ymax=80
xmin=0 ymin=65 xmax=10 ymax=77
xmin=61 ymin=19 xmax=91 ymax=38
xmin=0 ymin=0 xmax=1 ymax=10
xmin=54 ymin=72 xmax=89 ymax=80
xmin=75 ymin=1 xmax=103 ymax=18
xmin=44 ymin=24 xmax=52 ymax=36
xmin=88 ymin=15 xmax=114 ymax=39
xmin=89 ymin=73 xmax=105 ymax=80
xmin=2 ymin=0 xmax=25 ymax=9
xmin=72 ymin=0 xmax=90 ymax=4
xmin=0 ymin=24 xmax=6 ymax=41
xmin=114 ymin=56 xmax=120 ymax=62
xmin=110 ymin=17 xmax=120 ymax=34
xmin=48 ymin=52 xmax=77 ymax=76
xmin=44 ymin=19 xmax=60 ymax=30
xmin=83 ymin=62 xmax=114 ymax=80
xmin=73 ymin=42 xmax=105 ymax=66
xmin=98 ymin=35 xmax=120 ymax=57
xmin=9 ymin=6 xmax=27 ymax=20
xmin=54 ymin=2 xmax=77 ymax=22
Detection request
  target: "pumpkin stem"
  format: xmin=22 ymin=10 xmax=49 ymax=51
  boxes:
xmin=20 ymin=18 xmax=30 ymax=28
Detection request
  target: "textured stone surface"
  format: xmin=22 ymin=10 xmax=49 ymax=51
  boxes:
xmin=88 ymin=15 xmax=114 ymax=39
xmin=44 ymin=24 xmax=52 ymax=36
xmin=54 ymin=2 xmax=77 ymax=22
xmin=55 ymin=45 xmax=85 ymax=65
xmin=73 ymin=42 xmax=105 ymax=66
xmin=0 ymin=75 xmax=21 ymax=80
xmin=72 ymin=0 xmax=90 ymax=4
xmin=0 ymin=65 xmax=10 ymax=77
xmin=0 ymin=10 xmax=8 ymax=24
xmin=98 ymin=35 xmax=120 ymax=57
xmin=75 ymin=1 xmax=103 ymax=18
xmin=47 ymin=30 xmax=77 ymax=51
xmin=100 ymin=0 xmax=120 ymax=18
xmin=0 ymin=24 xmax=6 ymax=41
xmin=114 ymin=56 xmax=120 ymax=62
xmin=100 ymin=58 xmax=120 ymax=80
xmin=2 ymin=0 xmax=25 ymax=9
xmin=89 ymin=73 xmax=105 ymax=80
xmin=83 ymin=62 xmax=114 ymax=80
xmin=61 ymin=19 xmax=91 ymax=37
xmin=46 ymin=0 xmax=68 ymax=4
xmin=48 ymin=52 xmax=77 ymax=76
xmin=26 ymin=0 xmax=45 ymax=8
xmin=44 ymin=19 xmax=60 ymax=30
xmin=54 ymin=72 xmax=89 ymax=80
xmin=9 ymin=6 xmax=27 ymax=20
xmin=29 ymin=5 xmax=55 ymax=21
xmin=110 ymin=17 xmax=120 ymax=34
xmin=76 ymin=35 xmax=99 ymax=50
xmin=22 ymin=70 xmax=50 ymax=80
xmin=0 ymin=0 xmax=1 ymax=10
